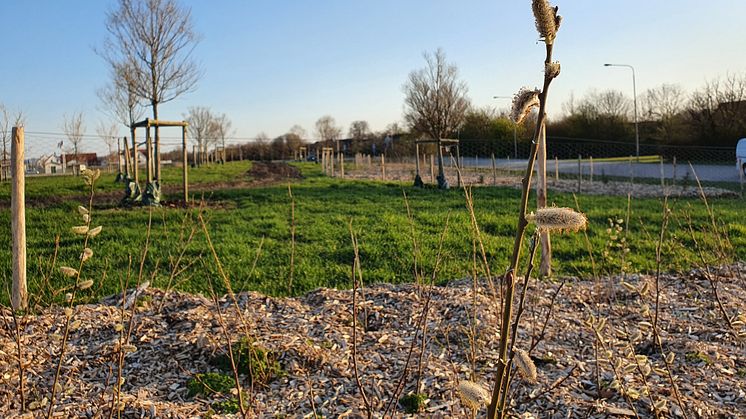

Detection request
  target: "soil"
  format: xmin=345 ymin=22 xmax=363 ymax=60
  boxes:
xmin=248 ymin=161 xmax=303 ymax=181
xmin=1 ymin=264 xmax=744 ymax=418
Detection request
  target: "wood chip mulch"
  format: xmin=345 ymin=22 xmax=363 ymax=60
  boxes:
xmin=1 ymin=263 xmax=744 ymax=418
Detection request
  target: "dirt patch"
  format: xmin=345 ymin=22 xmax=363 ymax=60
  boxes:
xmin=2 ymin=264 xmax=744 ymax=417
xmin=248 ymin=161 xmax=303 ymax=182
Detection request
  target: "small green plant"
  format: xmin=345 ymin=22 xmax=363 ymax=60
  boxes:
xmin=399 ymin=393 xmax=427 ymax=414
xmin=684 ymin=351 xmax=712 ymax=365
xmin=211 ymin=397 xmax=245 ymax=414
xmin=187 ymin=372 xmax=236 ymax=397
xmin=211 ymin=337 xmax=284 ymax=384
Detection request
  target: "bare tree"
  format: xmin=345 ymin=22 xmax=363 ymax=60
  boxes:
xmin=63 ymin=112 xmax=86 ymax=174
xmin=97 ymin=61 xmax=145 ymax=129
xmin=315 ymin=115 xmax=342 ymax=151
xmin=348 ymin=120 xmax=370 ymax=140
xmin=688 ymin=73 xmax=746 ymax=145
xmin=592 ymin=89 xmax=630 ymax=120
xmin=255 ymin=132 xmax=269 ymax=160
xmin=644 ymin=83 xmax=686 ymax=143
xmin=184 ymin=106 xmax=214 ymax=165
xmin=403 ymin=48 xmax=470 ymax=188
xmin=0 ymin=105 xmax=24 ymax=181
xmin=102 ymin=0 xmax=201 ymax=179
xmin=213 ymin=113 xmax=233 ymax=162
xmin=289 ymin=124 xmax=306 ymax=141
xmin=97 ymin=122 xmax=119 ymax=172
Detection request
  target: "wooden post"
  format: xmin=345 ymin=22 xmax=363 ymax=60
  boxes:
xmin=11 ymin=127 xmax=27 ymax=310
xmin=182 ymin=127 xmax=188 ymax=203
xmin=430 ymin=154 xmax=435 ymax=183
xmin=739 ymin=158 xmax=744 ymax=198
xmin=415 ymin=143 xmax=421 ymax=179
xmin=589 ymin=156 xmax=594 ymax=184
xmin=456 ymin=145 xmax=462 ymax=188
xmin=122 ymin=137 xmax=130 ymax=179
xmin=340 ymin=152 xmax=345 ymax=178
xmin=537 ymin=123 xmax=551 ymax=276
xmin=381 ymin=154 xmax=386 ymax=180
xmin=491 ymin=153 xmax=496 ymax=186
xmin=577 ymin=154 xmax=582 ymax=193
xmin=153 ymin=121 xmax=161 ymax=181
xmin=131 ymin=128 xmax=139 ymax=185
xmin=629 ymin=156 xmax=634 ymax=187
xmin=672 ymin=156 xmax=677 ymax=188
xmin=555 ymin=156 xmax=559 ymax=185
xmin=330 ymin=149 xmax=335 ymax=176
xmin=145 ymin=123 xmax=153 ymax=183
xmin=116 ymin=137 xmax=122 ymax=174
xmin=192 ymin=145 xmax=197 ymax=167
xmin=660 ymin=156 xmax=665 ymax=192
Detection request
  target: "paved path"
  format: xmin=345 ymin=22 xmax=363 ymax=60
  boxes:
xmin=459 ymin=157 xmax=743 ymax=183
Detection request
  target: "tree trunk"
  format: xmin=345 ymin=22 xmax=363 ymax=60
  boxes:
xmin=436 ymin=138 xmax=448 ymax=189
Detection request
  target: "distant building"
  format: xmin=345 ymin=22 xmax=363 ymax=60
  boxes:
xmin=37 ymin=154 xmax=63 ymax=174
xmin=64 ymin=153 xmax=99 ymax=167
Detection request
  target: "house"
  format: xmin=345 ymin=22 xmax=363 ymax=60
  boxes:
xmin=37 ymin=154 xmax=63 ymax=174
xmin=64 ymin=153 xmax=99 ymax=167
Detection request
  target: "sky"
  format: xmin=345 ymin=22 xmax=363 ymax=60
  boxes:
xmin=1 ymin=0 xmax=745 ymax=155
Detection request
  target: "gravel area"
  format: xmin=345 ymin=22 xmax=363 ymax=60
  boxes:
xmin=1 ymin=263 xmax=744 ymax=418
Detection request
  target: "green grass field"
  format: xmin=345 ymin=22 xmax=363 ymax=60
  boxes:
xmin=1 ymin=161 xmax=743 ymax=306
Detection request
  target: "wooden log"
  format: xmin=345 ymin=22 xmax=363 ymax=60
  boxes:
xmin=11 ymin=127 xmax=27 ymax=310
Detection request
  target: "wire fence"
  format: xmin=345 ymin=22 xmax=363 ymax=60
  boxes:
xmin=1 ymin=127 xmax=741 ymax=182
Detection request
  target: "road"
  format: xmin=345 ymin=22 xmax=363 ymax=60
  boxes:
xmin=458 ymin=157 xmax=743 ymax=183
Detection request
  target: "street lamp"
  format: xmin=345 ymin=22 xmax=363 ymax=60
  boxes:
xmin=493 ymin=95 xmax=519 ymax=159
xmin=604 ymin=63 xmax=639 ymax=159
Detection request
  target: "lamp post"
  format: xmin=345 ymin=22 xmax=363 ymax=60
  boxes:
xmin=493 ymin=95 xmax=518 ymax=159
xmin=604 ymin=63 xmax=639 ymax=160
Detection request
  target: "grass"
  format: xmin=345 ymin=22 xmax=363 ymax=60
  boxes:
xmin=0 ymin=161 xmax=744 ymax=306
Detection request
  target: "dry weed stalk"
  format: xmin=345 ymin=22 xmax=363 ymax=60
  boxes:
xmin=287 ymin=184 xmax=296 ymax=295
xmin=382 ymin=213 xmax=451 ymax=416
xmin=348 ymin=222 xmax=372 ymax=418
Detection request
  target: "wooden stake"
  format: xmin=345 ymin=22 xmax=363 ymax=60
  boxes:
xmin=182 ymin=127 xmax=189 ymax=203
xmin=672 ymin=156 xmax=677 ymax=188
xmin=381 ymin=154 xmax=386 ymax=180
xmin=132 ymin=128 xmax=139 ymax=184
xmin=660 ymin=156 xmax=665 ymax=192
xmin=739 ymin=158 xmax=744 ymax=198
xmin=11 ymin=127 xmax=27 ymax=310
xmin=554 ymin=156 xmax=559 ymax=185
xmin=537 ymin=123 xmax=551 ymax=276
xmin=122 ymin=137 xmax=130 ymax=179
xmin=577 ymin=154 xmax=582 ymax=193
xmin=430 ymin=154 xmax=435 ymax=183
xmin=491 ymin=153 xmax=496 ymax=186
xmin=340 ymin=152 xmax=345 ymax=178
xmin=589 ymin=156 xmax=594 ymax=184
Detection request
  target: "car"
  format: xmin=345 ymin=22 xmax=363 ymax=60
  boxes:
xmin=738 ymin=138 xmax=746 ymax=175
xmin=306 ymin=155 xmax=317 ymax=162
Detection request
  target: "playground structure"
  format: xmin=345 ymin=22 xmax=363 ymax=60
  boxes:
xmin=414 ymin=138 xmax=460 ymax=188
xmin=119 ymin=118 xmax=189 ymax=206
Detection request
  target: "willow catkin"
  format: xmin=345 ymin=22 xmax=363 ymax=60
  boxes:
xmin=526 ymin=207 xmax=587 ymax=232
xmin=511 ymin=87 xmax=541 ymax=124
xmin=515 ymin=349 xmax=538 ymax=383
xmin=457 ymin=381 xmax=489 ymax=410
xmin=532 ymin=0 xmax=561 ymax=44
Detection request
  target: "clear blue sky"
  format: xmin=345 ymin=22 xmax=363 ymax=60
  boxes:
xmin=1 ymin=0 xmax=745 ymax=153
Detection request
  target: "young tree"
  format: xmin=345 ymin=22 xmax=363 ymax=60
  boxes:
xmin=96 ymin=122 xmax=119 ymax=172
xmin=0 ymin=105 xmax=24 ymax=181
xmin=184 ymin=106 xmax=214 ymax=165
xmin=289 ymin=124 xmax=307 ymax=141
xmin=403 ymin=48 xmax=470 ymax=188
xmin=315 ymin=115 xmax=342 ymax=151
xmin=644 ymin=83 xmax=686 ymax=143
xmin=212 ymin=113 xmax=232 ymax=162
xmin=102 ymin=0 xmax=201 ymax=179
xmin=255 ymin=132 xmax=269 ymax=160
xmin=97 ymin=61 xmax=145 ymax=130
xmin=63 ymin=112 xmax=86 ymax=174
xmin=348 ymin=120 xmax=370 ymax=140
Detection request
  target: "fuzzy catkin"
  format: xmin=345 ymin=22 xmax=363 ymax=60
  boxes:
xmin=514 ymin=349 xmax=538 ymax=383
xmin=457 ymin=381 xmax=489 ymax=410
xmin=532 ymin=0 xmax=560 ymax=44
xmin=527 ymin=207 xmax=587 ymax=232
xmin=511 ymin=87 xmax=541 ymax=124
